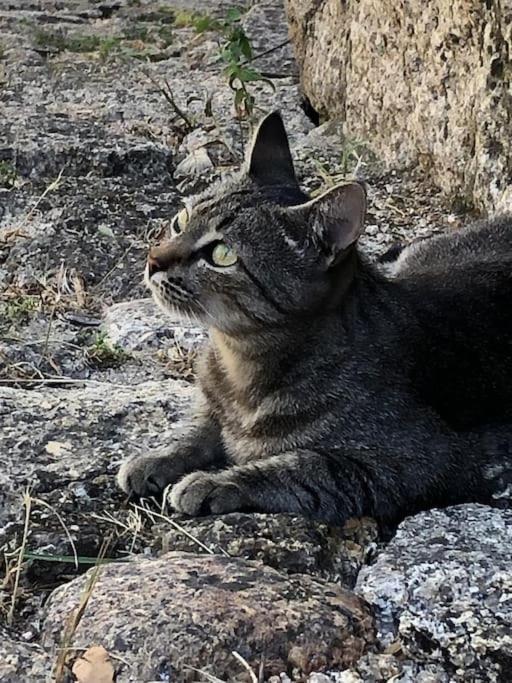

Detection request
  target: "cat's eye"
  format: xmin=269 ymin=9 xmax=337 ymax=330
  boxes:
xmin=211 ymin=242 xmax=237 ymax=267
xmin=172 ymin=208 xmax=189 ymax=235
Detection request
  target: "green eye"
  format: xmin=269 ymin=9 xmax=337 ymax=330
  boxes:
xmin=211 ymin=242 xmax=237 ymax=267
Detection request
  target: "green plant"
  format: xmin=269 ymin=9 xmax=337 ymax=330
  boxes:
xmin=98 ymin=36 xmax=122 ymax=61
xmin=195 ymin=8 xmax=274 ymax=120
xmin=86 ymin=332 xmax=130 ymax=368
xmin=0 ymin=160 xmax=17 ymax=188
xmin=158 ymin=25 xmax=174 ymax=47
xmin=34 ymin=30 xmax=102 ymax=53
xmin=172 ymin=9 xmax=206 ymax=29
xmin=3 ymin=295 xmax=38 ymax=324
xmin=340 ymin=137 xmax=369 ymax=174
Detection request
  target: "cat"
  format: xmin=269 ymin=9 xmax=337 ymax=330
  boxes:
xmin=117 ymin=111 xmax=512 ymax=525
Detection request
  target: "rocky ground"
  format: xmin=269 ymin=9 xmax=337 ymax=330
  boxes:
xmin=0 ymin=1 xmax=510 ymax=682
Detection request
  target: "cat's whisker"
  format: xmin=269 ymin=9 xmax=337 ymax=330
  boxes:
xmin=119 ymin=110 xmax=512 ymax=529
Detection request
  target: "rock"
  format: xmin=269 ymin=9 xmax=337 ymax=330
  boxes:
xmin=356 ymin=505 xmax=512 ymax=682
xmin=42 ymin=552 xmax=375 ymax=681
xmin=102 ymin=297 xmax=205 ymax=352
xmin=0 ymin=626 xmax=49 ymax=683
xmin=285 ymin=0 xmax=512 ymax=214
xmin=156 ymin=512 xmax=378 ymax=588
xmin=0 ymin=379 xmax=193 ymax=584
xmin=314 ymin=654 xmax=451 ymax=682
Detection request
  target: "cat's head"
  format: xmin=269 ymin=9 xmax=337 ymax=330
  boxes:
xmin=146 ymin=112 xmax=366 ymax=335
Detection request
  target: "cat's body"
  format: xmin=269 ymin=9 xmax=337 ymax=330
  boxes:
xmin=118 ymin=113 xmax=512 ymax=525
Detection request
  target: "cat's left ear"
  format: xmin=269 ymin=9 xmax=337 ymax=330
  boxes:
xmin=289 ymin=182 xmax=367 ymax=263
xmin=247 ymin=111 xmax=298 ymax=187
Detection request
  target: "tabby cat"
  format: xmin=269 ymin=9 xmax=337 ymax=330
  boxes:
xmin=118 ymin=112 xmax=512 ymax=525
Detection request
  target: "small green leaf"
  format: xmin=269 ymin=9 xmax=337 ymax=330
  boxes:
xmin=234 ymin=88 xmax=246 ymax=106
xmin=239 ymin=35 xmax=252 ymax=60
xmin=97 ymin=225 xmax=115 ymax=239
xmin=226 ymin=7 xmax=243 ymax=23
xmin=23 ymin=551 xmax=126 ymax=565
xmin=195 ymin=16 xmax=219 ymax=33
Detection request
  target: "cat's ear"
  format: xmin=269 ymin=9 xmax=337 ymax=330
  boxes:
xmin=290 ymin=182 xmax=366 ymax=261
xmin=247 ymin=111 xmax=298 ymax=187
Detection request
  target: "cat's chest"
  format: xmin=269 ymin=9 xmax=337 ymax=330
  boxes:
xmin=197 ymin=350 xmax=346 ymax=462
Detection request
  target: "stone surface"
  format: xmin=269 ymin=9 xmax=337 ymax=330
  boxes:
xmin=102 ymin=297 xmax=205 ymax=352
xmin=285 ymin=0 xmax=512 ymax=214
xmin=42 ymin=552 xmax=375 ymax=681
xmin=156 ymin=513 xmax=379 ymax=588
xmin=0 ymin=378 xmax=194 ymax=625
xmin=356 ymin=505 xmax=512 ymax=682
xmin=0 ymin=626 xmax=49 ymax=683
xmin=307 ymin=655 xmax=451 ymax=683
xmin=0 ymin=378 xmax=193 ymax=527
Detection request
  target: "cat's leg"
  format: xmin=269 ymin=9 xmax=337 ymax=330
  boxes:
xmin=117 ymin=416 xmax=225 ymax=498
xmin=169 ymin=449 xmax=378 ymax=523
xmin=169 ymin=440 xmax=491 ymax=524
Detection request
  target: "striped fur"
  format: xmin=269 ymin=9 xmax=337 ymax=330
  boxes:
xmin=118 ymin=113 xmax=512 ymax=525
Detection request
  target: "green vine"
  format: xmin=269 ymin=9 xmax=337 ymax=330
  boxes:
xmin=195 ymin=8 xmax=275 ymax=120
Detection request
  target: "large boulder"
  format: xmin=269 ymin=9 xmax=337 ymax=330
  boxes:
xmin=356 ymin=505 xmax=512 ymax=682
xmin=42 ymin=552 xmax=375 ymax=681
xmin=285 ymin=0 xmax=512 ymax=214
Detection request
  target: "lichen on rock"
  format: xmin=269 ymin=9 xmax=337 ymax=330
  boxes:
xmin=356 ymin=505 xmax=512 ymax=682
xmin=42 ymin=552 xmax=376 ymax=681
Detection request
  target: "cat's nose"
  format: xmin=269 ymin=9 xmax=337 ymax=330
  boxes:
xmin=147 ymin=243 xmax=176 ymax=277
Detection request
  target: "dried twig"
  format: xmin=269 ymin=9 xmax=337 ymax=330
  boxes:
xmin=143 ymin=69 xmax=194 ymax=131
xmin=7 ymin=489 xmax=32 ymax=625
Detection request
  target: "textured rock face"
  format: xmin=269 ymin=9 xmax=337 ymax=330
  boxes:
xmin=285 ymin=0 xmax=512 ymax=213
xmin=102 ymin=298 xmax=205 ymax=353
xmin=156 ymin=513 xmax=378 ymax=587
xmin=42 ymin=552 xmax=375 ymax=681
xmin=0 ymin=626 xmax=49 ymax=683
xmin=356 ymin=505 xmax=512 ymax=682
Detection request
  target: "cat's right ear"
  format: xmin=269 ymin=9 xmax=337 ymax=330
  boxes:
xmin=246 ymin=112 xmax=299 ymax=188
xmin=289 ymin=182 xmax=367 ymax=263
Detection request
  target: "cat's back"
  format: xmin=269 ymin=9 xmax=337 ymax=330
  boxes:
xmin=387 ymin=215 xmax=512 ymax=428
xmin=390 ymin=214 xmax=512 ymax=277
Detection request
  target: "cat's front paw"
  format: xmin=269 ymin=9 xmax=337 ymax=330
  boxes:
xmin=169 ymin=471 xmax=245 ymax=516
xmin=117 ymin=454 xmax=184 ymax=498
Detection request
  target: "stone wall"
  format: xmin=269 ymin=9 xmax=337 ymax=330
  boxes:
xmin=285 ymin=0 xmax=512 ymax=214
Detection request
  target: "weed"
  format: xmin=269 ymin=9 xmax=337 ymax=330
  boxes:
xmin=195 ymin=7 xmax=275 ymax=121
xmin=172 ymin=9 xmax=207 ymax=29
xmin=98 ymin=36 xmax=122 ymax=61
xmin=158 ymin=24 xmax=174 ymax=47
xmin=3 ymin=295 xmax=38 ymax=325
xmin=123 ymin=24 xmax=149 ymax=41
xmin=0 ymin=160 xmax=18 ymax=188
xmin=340 ymin=136 xmax=369 ymax=175
xmin=34 ymin=30 xmax=102 ymax=53
xmin=86 ymin=332 xmax=130 ymax=368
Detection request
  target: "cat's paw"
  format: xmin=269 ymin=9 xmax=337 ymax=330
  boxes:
xmin=117 ymin=454 xmax=184 ymax=498
xmin=169 ymin=471 xmax=244 ymax=516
